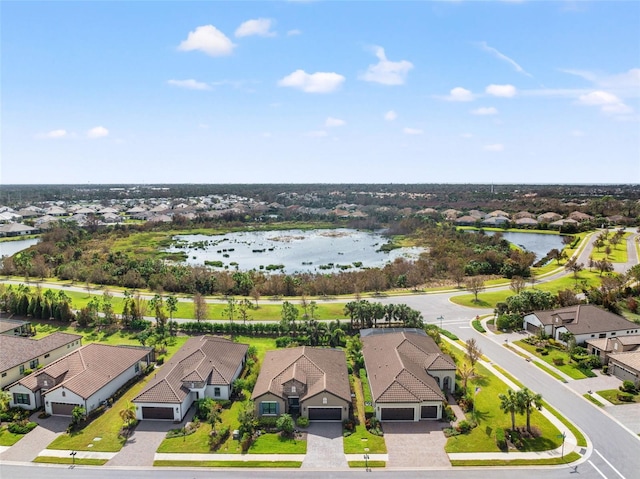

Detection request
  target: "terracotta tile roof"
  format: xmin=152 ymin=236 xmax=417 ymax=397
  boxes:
xmin=134 ymin=336 xmax=248 ymax=404
xmin=0 ymin=332 xmax=82 ymax=372
xmin=252 ymin=346 xmax=351 ymax=403
xmin=362 ymin=330 xmax=454 ymax=404
xmin=532 ymin=305 xmax=639 ymax=335
xmin=13 ymin=343 xmax=151 ymax=399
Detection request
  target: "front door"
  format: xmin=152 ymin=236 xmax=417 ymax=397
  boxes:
xmin=288 ymin=397 xmax=300 ymax=414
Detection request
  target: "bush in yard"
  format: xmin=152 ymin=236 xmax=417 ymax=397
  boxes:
xmin=540 ymin=350 xmax=549 ymax=356
xmin=209 ymin=425 xmax=230 ymax=451
xmin=579 ymin=356 xmax=602 ymax=370
xmin=496 ymin=428 xmax=507 ymax=450
xmin=296 ymin=416 xmax=309 ymax=428
xmin=617 ymin=392 xmax=634 ymax=402
xmin=456 ymin=419 xmax=477 ymax=434
xmin=553 ymin=358 xmax=564 ymax=366
xmin=8 ymin=421 xmax=37 ymax=435
xmin=276 ymin=413 xmax=295 ymax=437
xmin=620 ymin=380 xmax=637 ymax=394
xmin=240 ymin=432 xmax=254 ymax=452
xmin=258 ymin=416 xmax=278 ymax=430
xmin=343 ymin=419 xmax=355 ymax=433
xmin=443 ymin=405 xmax=456 ymax=422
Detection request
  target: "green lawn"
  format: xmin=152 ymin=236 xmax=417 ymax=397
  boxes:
xmin=348 ymin=460 xmax=386 ymax=468
xmin=248 ymin=432 xmax=307 ymax=454
xmin=451 ymin=452 xmax=581 ymax=467
xmin=343 ymin=424 xmax=387 ymax=454
xmin=515 ymin=341 xmax=591 ymax=380
xmin=445 ymin=346 xmax=564 ymax=454
xmin=0 ymin=426 xmax=25 ymax=446
xmin=33 ymin=456 xmax=108 ymax=466
xmin=584 ymin=394 xmax=605 ymax=407
xmin=597 ymin=389 xmax=640 ymax=405
xmin=154 ymin=460 xmax=302 ymax=468
xmin=590 ymin=232 xmax=630 ymax=263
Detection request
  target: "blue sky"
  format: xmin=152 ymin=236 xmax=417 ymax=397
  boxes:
xmin=2 ymin=0 xmax=639 ymax=185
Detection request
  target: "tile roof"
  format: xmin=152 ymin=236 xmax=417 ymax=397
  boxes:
xmin=362 ymin=330 xmax=454 ymax=404
xmin=0 ymin=318 xmax=30 ymax=335
xmin=252 ymin=346 xmax=351 ymax=403
xmin=0 ymin=332 xmax=81 ymax=372
xmin=533 ymin=305 xmax=639 ymax=335
xmin=134 ymin=336 xmax=248 ymax=404
xmin=14 ymin=343 xmax=151 ymax=399
xmin=608 ymin=351 xmax=640 ymax=373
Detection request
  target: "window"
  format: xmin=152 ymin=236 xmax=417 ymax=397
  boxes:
xmin=1 ymin=372 xmax=6 ymax=378
xmin=62 ymin=391 xmax=66 ymax=397
xmin=611 ymin=332 xmax=616 ymax=336
xmin=30 ymin=359 xmax=39 ymax=369
xmin=291 ymin=385 xmax=296 ymax=393
xmin=261 ymin=402 xmax=277 ymax=415
xmin=214 ymin=387 xmax=221 ymax=397
xmin=135 ymin=363 xmax=140 ymax=373
xmin=13 ymin=393 xmax=30 ymax=405
xmin=44 ymin=353 xmax=50 ymax=359
xmin=19 ymin=365 xmax=25 ymax=374
xmin=322 ymin=397 xmax=328 ymax=405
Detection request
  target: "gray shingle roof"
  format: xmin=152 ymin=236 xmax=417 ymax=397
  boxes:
xmin=362 ymin=331 xmax=454 ymax=404
xmin=0 ymin=332 xmax=82 ymax=373
xmin=134 ymin=336 xmax=248 ymax=404
xmin=533 ymin=305 xmax=639 ymax=335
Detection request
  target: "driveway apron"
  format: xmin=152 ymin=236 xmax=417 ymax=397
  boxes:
xmin=383 ymin=421 xmax=450 ymax=468
xmin=0 ymin=413 xmax=68 ymax=462
xmin=301 ymin=422 xmax=347 ymax=469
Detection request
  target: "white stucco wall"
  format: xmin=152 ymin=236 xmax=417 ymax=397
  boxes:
xmin=205 ymin=384 xmax=230 ymax=400
xmin=8 ymin=383 xmax=40 ymax=410
xmin=44 ymin=388 xmax=84 ymax=415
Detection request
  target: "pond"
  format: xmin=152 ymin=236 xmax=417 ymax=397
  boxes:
xmin=485 ymin=231 xmax=565 ymax=260
xmin=0 ymin=238 xmax=39 ymax=258
xmin=165 ymin=229 xmax=425 ymax=274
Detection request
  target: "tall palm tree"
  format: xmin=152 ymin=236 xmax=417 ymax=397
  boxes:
xmin=499 ymin=389 xmax=523 ymax=431
xmin=517 ymin=388 xmax=543 ymax=433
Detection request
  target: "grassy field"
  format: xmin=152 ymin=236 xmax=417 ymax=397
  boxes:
xmin=445 ymin=346 xmax=564 ymax=454
xmin=589 ymin=232 xmax=630 ymax=263
xmin=515 ymin=341 xmax=592 ymax=380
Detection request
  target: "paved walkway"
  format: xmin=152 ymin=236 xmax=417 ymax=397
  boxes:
xmin=301 ymin=422 xmax=347 ymax=469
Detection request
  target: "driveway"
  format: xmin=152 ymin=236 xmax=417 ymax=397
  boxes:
xmin=0 ymin=413 xmax=68 ymax=462
xmin=301 ymin=422 xmax=347 ymax=469
xmin=383 ymin=421 xmax=450 ymax=468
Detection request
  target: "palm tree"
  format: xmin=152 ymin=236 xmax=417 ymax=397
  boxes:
xmin=457 ymin=363 xmax=475 ymax=395
xmin=0 ymin=391 xmax=11 ymax=413
xmin=119 ymin=402 xmax=137 ymax=428
xmin=499 ymin=389 xmax=523 ymax=432
xmin=517 ymin=388 xmax=543 ymax=433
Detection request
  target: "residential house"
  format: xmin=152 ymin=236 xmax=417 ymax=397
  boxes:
xmin=0 ymin=318 xmax=31 ymax=336
xmin=586 ymin=335 xmax=640 ymax=364
xmin=252 ymin=346 xmax=351 ymax=422
xmin=0 ymin=332 xmax=81 ymax=389
xmin=8 ymin=343 xmax=152 ymax=414
xmin=0 ymin=223 xmax=38 ymax=237
xmin=133 ymin=336 xmax=248 ymax=421
xmin=361 ymin=328 xmax=455 ymax=421
xmin=523 ymin=305 xmax=640 ymax=344
xmin=607 ymin=352 xmax=640 ymax=387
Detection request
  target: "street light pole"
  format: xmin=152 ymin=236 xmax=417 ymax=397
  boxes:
xmin=437 ymin=315 xmax=444 ymax=330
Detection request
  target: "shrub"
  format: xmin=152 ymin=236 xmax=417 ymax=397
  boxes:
xmin=8 ymin=421 xmax=37 ymax=434
xmin=276 ymin=413 xmax=295 ymax=436
xmin=540 ymin=350 xmax=549 ymax=356
xmin=443 ymin=427 xmax=460 ymax=438
xmin=617 ymin=392 xmax=634 ymax=402
xmin=442 ymin=405 xmax=456 ymax=422
xmin=496 ymin=428 xmax=507 ymax=450
xmin=456 ymin=419 xmax=477 ymax=434
xmin=579 ymin=356 xmax=602 ymax=370
xmin=438 ymin=329 xmax=459 ymax=341
xmin=209 ymin=425 xmax=230 ymax=450
xmin=275 ymin=336 xmax=293 ymax=348
xmin=472 ymin=320 xmax=486 ymax=333
xmin=240 ymin=432 xmax=254 ymax=452
xmin=602 ymin=365 xmax=609 ymax=374
xmin=257 ymin=416 xmax=278 ymax=429
xmin=342 ymin=419 xmax=355 ymax=432
xmin=620 ymin=380 xmax=637 ymax=394
xmin=296 ymin=416 xmax=309 ymax=428
xmin=553 ymin=358 xmax=565 ymax=366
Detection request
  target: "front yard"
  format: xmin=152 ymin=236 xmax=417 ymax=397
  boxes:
xmin=597 ymin=389 xmax=640 ymax=405
xmin=515 ymin=340 xmax=594 ymax=380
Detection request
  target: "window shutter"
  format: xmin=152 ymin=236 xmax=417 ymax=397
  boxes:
xmin=275 ymin=402 xmax=280 ymax=415
xmin=259 ymin=402 xmax=264 ymax=415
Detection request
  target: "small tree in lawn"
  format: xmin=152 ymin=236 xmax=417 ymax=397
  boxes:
xmin=457 ymin=363 xmax=475 ymax=396
xmin=119 ymin=402 xmax=137 ymax=429
xmin=510 ymin=276 xmax=526 ymax=294
xmin=466 ymin=277 xmax=485 ymax=303
xmin=499 ymin=389 xmax=523 ymax=432
xmin=208 ymin=403 xmax=222 ymax=435
xmin=166 ymin=294 xmax=178 ymax=321
xmin=70 ymin=406 xmax=86 ymax=431
xmin=0 ymin=391 xmax=10 ymax=413
xmin=237 ymin=401 xmax=256 ymax=438
xmin=276 ymin=413 xmax=295 ymax=437
xmin=465 ymin=338 xmax=482 ymax=369
xmin=193 ymin=292 xmax=208 ymax=323
xmin=517 ymin=387 xmax=543 ymax=434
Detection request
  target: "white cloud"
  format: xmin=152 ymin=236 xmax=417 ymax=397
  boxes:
xmin=479 ymin=41 xmax=532 ymax=77
xmin=360 ymin=46 xmax=413 ymax=85
xmin=278 ymin=69 xmax=345 ymax=93
xmin=87 ymin=126 xmax=109 ymax=139
xmin=578 ymin=90 xmax=633 ymax=115
xmin=445 ymin=87 xmax=474 ymax=102
xmin=403 ymin=127 xmax=423 ymax=135
xmin=561 ymin=68 xmax=640 ymax=93
xmin=168 ymin=79 xmax=211 ymax=90
xmin=305 ymin=130 xmax=328 ymax=137
xmin=287 ymin=29 xmax=302 ymax=36
xmin=43 ymin=129 xmax=67 ymax=139
xmin=235 ymin=18 xmax=276 ymax=38
xmin=384 ymin=110 xmax=398 ymax=121
xmin=486 ymin=84 xmax=517 ymax=98
xmin=471 ymin=107 xmax=498 ymax=115
xmin=484 ymin=143 xmax=504 ymax=151
xmin=325 ymin=117 xmax=346 ymax=127
xmin=178 ymin=25 xmax=235 ymax=56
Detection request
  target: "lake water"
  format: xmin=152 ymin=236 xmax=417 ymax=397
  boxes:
xmin=485 ymin=231 xmax=564 ymax=260
xmin=166 ymin=229 xmax=425 ymax=274
xmin=0 ymin=238 xmax=39 ymax=257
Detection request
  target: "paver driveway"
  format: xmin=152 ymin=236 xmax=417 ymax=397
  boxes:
xmin=0 ymin=413 xmax=68 ymax=462
xmin=302 ymin=422 xmax=347 ymax=469
xmin=383 ymin=421 xmax=450 ymax=468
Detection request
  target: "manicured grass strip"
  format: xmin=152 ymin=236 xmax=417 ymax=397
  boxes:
xmin=0 ymin=427 xmax=25 ymax=446
xmin=348 ymin=460 xmax=386 ymax=468
xmin=533 ymin=361 xmax=567 ymax=382
xmin=450 ymin=452 xmax=581 ymax=467
xmin=34 ymin=456 xmax=108 ymax=465
xmin=583 ymin=394 xmax=605 ymax=408
xmin=540 ymin=401 xmax=587 ymax=448
xmin=492 ymin=366 xmax=524 ymax=388
xmin=153 ymin=460 xmax=302 ymax=468
xmin=343 ymin=424 xmax=387 ymax=454
xmin=472 ymin=319 xmax=486 ymax=333
xmin=597 ymin=389 xmax=640 ymax=405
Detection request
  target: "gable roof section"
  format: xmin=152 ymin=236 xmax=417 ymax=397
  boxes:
xmin=362 ymin=330 xmax=454 ymax=404
xmin=533 ymin=305 xmax=639 ymax=335
xmin=251 ymin=346 xmax=351 ymax=403
xmin=608 ymin=351 xmax=640 ymax=373
xmin=0 ymin=332 xmax=81 ymax=373
xmin=13 ymin=343 xmax=150 ymax=399
xmin=134 ymin=336 xmax=248 ymax=404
